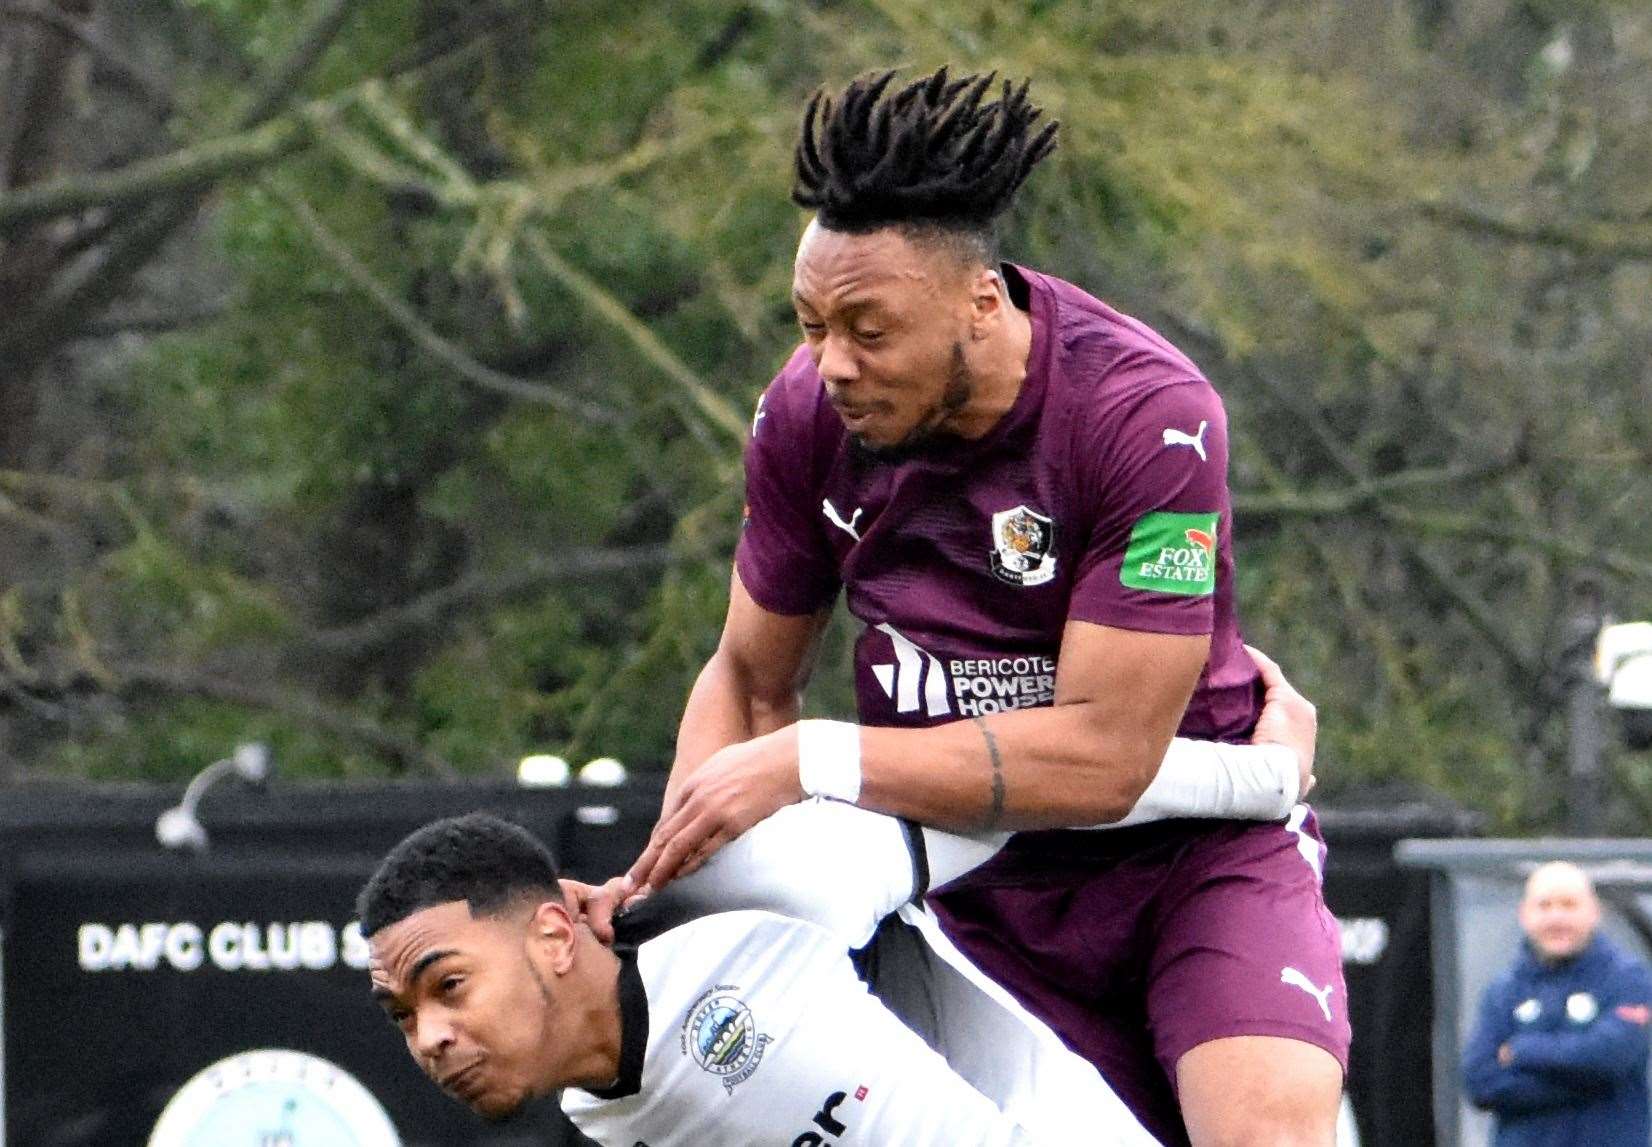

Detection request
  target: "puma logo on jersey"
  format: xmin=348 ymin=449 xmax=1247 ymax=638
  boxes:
xmin=1280 ymin=966 xmax=1334 ymax=1021
xmin=1162 ymin=420 xmax=1209 ymax=461
xmin=822 ymin=498 xmax=863 ymax=542
xmin=1285 ymin=805 xmax=1324 ymax=881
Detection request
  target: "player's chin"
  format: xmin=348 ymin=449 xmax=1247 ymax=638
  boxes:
xmin=473 ymin=1095 xmax=528 ymax=1124
xmin=841 ymin=414 xmax=897 ymax=449
xmin=463 ymin=1084 xmax=531 ymax=1123
xmin=850 ymin=418 xmax=929 ymax=459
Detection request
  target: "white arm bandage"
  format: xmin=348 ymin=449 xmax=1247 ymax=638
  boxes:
xmin=1106 ymin=738 xmax=1301 ymax=827
xmin=797 ymin=719 xmax=862 ymax=803
xmin=670 ymin=735 xmax=1301 ymax=936
xmin=921 ymin=740 xmax=1301 ymax=887
xmin=795 ymin=718 xmax=1299 ymax=831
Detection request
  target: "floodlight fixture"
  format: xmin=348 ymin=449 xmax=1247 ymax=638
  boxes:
xmin=518 ymin=754 xmax=571 ymax=787
xmin=155 ymin=742 xmax=272 ymax=854
xmin=1598 ymin=622 xmax=1652 ymax=751
xmin=578 ymin=757 xmax=627 ymax=787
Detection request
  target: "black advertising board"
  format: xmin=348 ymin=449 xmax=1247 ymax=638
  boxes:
xmin=1319 ymin=804 xmax=1478 ymax=1147
xmin=5 ymin=852 xmax=546 ymax=1146
xmin=0 ymin=782 xmax=658 ymax=1147
xmin=0 ymin=781 xmax=1469 ymax=1147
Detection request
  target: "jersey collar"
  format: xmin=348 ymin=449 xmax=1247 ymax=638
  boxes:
xmin=582 ymin=945 xmax=649 ymax=1100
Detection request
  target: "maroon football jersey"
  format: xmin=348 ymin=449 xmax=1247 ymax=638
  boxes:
xmin=736 ymin=264 xmax=1259 ymax=741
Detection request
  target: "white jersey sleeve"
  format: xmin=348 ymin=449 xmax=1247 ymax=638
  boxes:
xmin=561 ymin=911 xmax=1055 ymax=1146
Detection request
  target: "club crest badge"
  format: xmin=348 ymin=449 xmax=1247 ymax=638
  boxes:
xmin=1567 ymin=992 xmax=1599 ymax=1024
xmin=989 ymin=505 xmax=1057 ymax=586
xmin=681 ymin=986 xmax=771 ymax=1093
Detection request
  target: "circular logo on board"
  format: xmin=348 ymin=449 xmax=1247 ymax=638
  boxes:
xmin=148 ymin=1049 xmax=400 ymax=1147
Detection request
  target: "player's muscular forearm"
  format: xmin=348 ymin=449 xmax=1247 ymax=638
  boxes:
xmin=847 ymin=622 xmax=1206 ymax=831
xmin=665 ymin=578 xmax=831 ymax=806
xmin=971 ymin=716 xmax=1009 ymax=829
xmin=856 ymin=698 xmax=1182 ymax=831
xmin=668 ymin=649 xmax=802 ymax=804
xmin=628 ymin=639 xmax=1303 ymax=893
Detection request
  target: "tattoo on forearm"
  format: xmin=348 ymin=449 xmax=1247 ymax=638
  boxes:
xmin=972 ymin=715 xmax=1006 ymax=829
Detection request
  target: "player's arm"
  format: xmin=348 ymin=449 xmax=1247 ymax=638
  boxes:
xmin=1503 ymin=963 xmax=1652 ymax=1084
xmin=628 ymin=625 xmax=1194 ymax=887
xmin=857 ymin=619 xmax=1203 ymax=830
xmin=666 ymin=361 xmax=839 ymax=807
xmin=658 ymin=650 xmax=1308 ymax=947
xmin=665 ymin=568 xmax=831 ymax=809
xmin=631 ymin=646 xmax=1310 ymax=895
xmin=628 ymin=624 xmax=1196 ymax=889
xmin=1461 ymin=982 xmax=1607 ymax=1113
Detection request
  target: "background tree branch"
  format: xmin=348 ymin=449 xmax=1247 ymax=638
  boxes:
xmin=1418 ymin=196 xmax=1652 ymax=260
xmin=0 ymin=2 xmax=175 ymax=114
xmin=1159 ymin=307 xmax=1545 ymax=681
xmin=302 ymin=544 xmax=677 ymax=655
xmin=110 ymin=661 xmax=459 ymax=776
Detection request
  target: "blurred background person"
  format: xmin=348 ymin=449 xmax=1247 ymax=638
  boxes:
xmin=1461 ymin=861 xmax=1652 ymax=1146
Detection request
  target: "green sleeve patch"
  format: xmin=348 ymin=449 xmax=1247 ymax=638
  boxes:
xmin=1120 ymin=511 xmax=1220 ymax=596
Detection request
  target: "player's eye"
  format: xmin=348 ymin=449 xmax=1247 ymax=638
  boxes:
xmin=853 ymin=328 xmax=884 ymax=343
xmin=799 ymin=320 xmax=826 ymax=336
xmin=439 ymin=975 xmax=464 ymax=996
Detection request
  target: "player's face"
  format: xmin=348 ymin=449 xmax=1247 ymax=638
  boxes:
xmin=792 ymin=220 xmax=982 ymax=455
xmin=369 ymin=901 xmax=561 ymax=1121
xmin=1519 ymin=871 xmax=1600 ymax=961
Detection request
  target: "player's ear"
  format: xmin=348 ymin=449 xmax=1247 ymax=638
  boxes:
xmin=968 ymin=265 xmax=1005 ymax=336
xmin=530 ymin=898 xmax=578 ymax=975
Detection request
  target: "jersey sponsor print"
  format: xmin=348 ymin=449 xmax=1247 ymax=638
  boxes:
xmin=788 ymin=1088 xmax=859 ymax=1146
xmin=1120 ymin=512 xmax=1220 ymax=596
xmin=870 ymin=625 xmax=1055 ymax=719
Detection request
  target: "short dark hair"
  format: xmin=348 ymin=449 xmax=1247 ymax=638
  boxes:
xmin=792 ymin=66 xmax=1059 ymax=258
xmin=356 ymin=812 xmax=562 ymax=937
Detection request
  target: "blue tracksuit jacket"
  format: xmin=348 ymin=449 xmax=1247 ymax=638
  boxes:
xmin=1462 ymin=935 xmax=1652 ymax=1147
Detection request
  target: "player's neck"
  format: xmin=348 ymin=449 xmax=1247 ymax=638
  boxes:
xmin=952 ymin=300 xmax=1032 ymax=440
xmin=555 ymin=938 xmax=626 ymax=1090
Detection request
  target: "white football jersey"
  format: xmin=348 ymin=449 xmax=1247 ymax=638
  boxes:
xmin=560 ymin=801 xmax=1162 ymax=1146
xmin=562 ymin=909 xmax=1050 ymax=1145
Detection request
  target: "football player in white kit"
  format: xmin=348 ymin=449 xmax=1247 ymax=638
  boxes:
xmin=361 ymin=652 xmax=1315 ymax=1146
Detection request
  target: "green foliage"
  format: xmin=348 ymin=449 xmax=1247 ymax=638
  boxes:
xmin=12 ymin=0 xmax=1652 ymax=832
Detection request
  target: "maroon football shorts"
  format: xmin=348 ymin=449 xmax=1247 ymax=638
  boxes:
xmin=930 ymin=807 xmax=1350 ymax=1147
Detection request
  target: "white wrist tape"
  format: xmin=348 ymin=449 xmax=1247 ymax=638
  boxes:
xmin=1109 ymin=739 xmax=1300 ymax=827
xmin=797 ymin=719 xmax=862 ymax=804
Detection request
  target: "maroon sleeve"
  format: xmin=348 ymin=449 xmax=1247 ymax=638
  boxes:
xmin=733 ymin=358 xmax=841 ymax=616
xmin=1066 ymin=377 xmax=1231 ymax=635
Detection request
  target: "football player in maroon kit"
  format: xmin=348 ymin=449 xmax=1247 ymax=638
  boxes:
xmin=616 ymin=68 xmax=1346 ymax=1146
